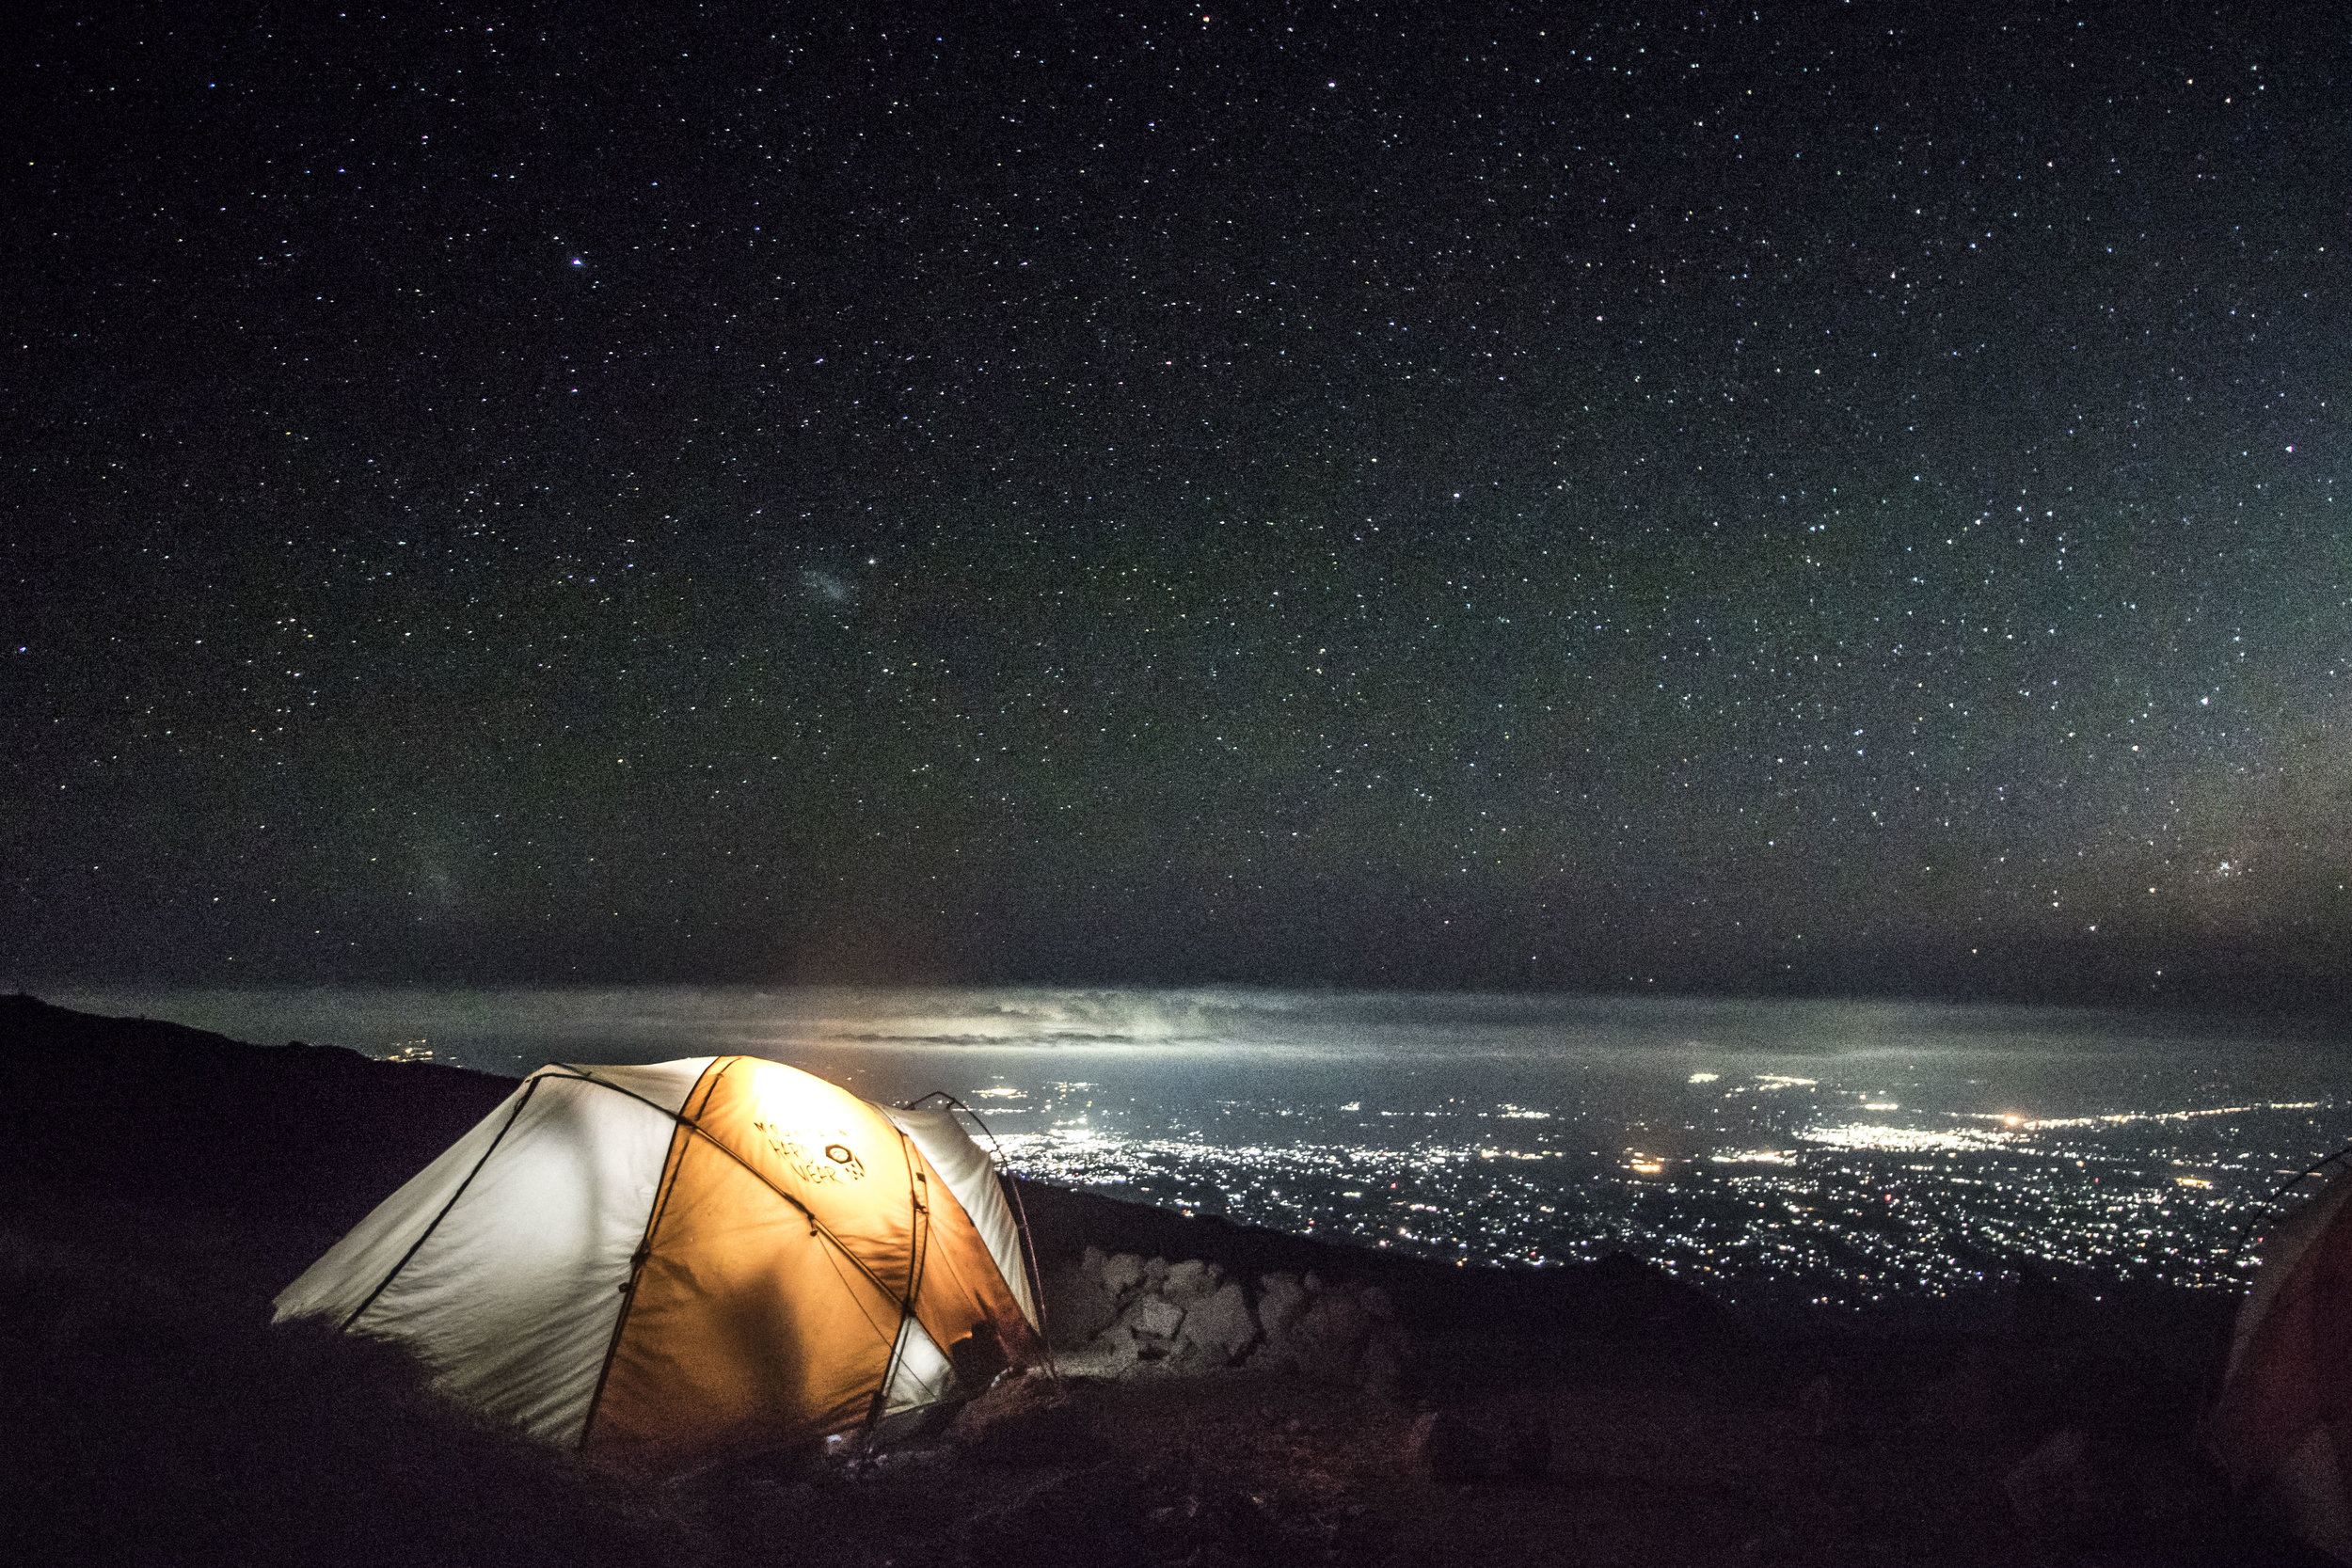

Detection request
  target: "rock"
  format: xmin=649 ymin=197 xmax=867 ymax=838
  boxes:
xmin=1157 ymin=1334 xmax=1212 ymax=1376
xmin=1498 ymin=1408 xmax=1552 ymax=1480
xmin=1055 ymin=1330 xmax=1143 ymax=1381
xmin=1120 ymin=1293 xmax=1187 ymax=1346
xmin=1248 ymin=1276 xmax=1412 ymax=1388
xmin=1049 ymin=1257 xmax=1413 ymax=1385
xmin=2004 ymin=1428 xmax=2091 ymax=1532
xmin=1101 ymin=1252 xmax=1147 ymax=1298
xmin=1258 ymin=1273 xmax=1309 ymax=1337
xmin=1180 ymin=1280 xmax=1258 ymax=1366
xmin=1134 ymin=1468 xmax=1313 ymax=1567
xmin=1284 ymin=1287 xmax=1374 ymax=1382
xmin=1161 ymin=1258 xmax=1220 ymax=1303
xmin=1040 ymin=1260 xmax=1118 ymax=1350
xmin=1410 ymin=1410 xmax=1489 ymax=1483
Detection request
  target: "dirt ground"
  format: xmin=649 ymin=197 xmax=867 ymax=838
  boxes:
xmin=681 ymin=1322 xmax=2312 ymax=1568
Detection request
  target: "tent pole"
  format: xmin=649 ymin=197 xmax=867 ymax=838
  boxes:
xmin=2220 ymin=1144 xmax=2352 ymax=1280
xmin=859 ymin=1127 xmax=930 ymax=1459
xmin=904 ymin=1089 xmax=1059 ymax=1386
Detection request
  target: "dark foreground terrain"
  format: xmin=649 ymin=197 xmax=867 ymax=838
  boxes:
xmin=0 ymin=994 xmax=2318 ymax=1566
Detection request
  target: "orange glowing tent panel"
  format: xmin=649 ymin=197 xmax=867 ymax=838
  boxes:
xmin=276 ymin=1055 xmax=1041 ymax=1473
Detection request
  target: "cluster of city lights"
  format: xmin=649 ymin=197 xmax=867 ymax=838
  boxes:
xmin=987 ymin=1075 xmax=2343 ymax=1319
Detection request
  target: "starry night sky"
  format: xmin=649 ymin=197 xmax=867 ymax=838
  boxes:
xmin=5 ymin=3 xmax=2345 ymax=1004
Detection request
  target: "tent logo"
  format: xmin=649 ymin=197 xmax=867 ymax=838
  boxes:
xmin=752 ymin=1118 xmax=866 ymax=1184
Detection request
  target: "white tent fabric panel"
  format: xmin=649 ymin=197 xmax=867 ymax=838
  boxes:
xmin=885 ymin=1105 xmax=1037 ymax=1327
xmin=272 ymin=1058 xmax=713 ymax=1340
xmin=273 ymin=1060 xmax=709 ymax=1332
xmin=275 ymin=1067 xmax=694 ymax=1447
xmin=880 ymin=1316 xmax=956 ymax=1416
xmin=353 ymin=1069 xmax=680 ymax=1444
xmin=273 ymin=1078 xmax=542 ymax=1330
xmin=555 ymin=1058 xmax=712 ymax=1118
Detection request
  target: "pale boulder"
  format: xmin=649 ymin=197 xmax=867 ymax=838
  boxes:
xmin=1120 ymin=1293 xmax=1186 ymax=1346
xmin=1101 ymin=1252 xmax=1147 ymax=1297
xmin=1179 ymin=1279 xmax=1257 ymax=1365
xmin=1161 ymin=1258 xmax=1221 ymax=1303
xmin=1040 ymin=1259 xmax=1118 ymax=1350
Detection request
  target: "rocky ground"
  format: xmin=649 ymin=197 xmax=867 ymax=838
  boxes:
xmin=0 ymin=994 xmax=2326 ymax=1566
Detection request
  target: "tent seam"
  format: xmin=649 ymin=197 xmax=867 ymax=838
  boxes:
xmin=899 ymin=1091 xmax=1050 ymax=1362
xmin=552 ymin=1061 xmax=920 ymax=1306
xmin=576 ymin=1057 xmax=726 ymax=1453
xmin=574 ymin=1058 xmax=930 ymax=1456
xmin=338 ymin=1075 xmax=543 ymax=1333
xmin=866 ymin=1128 xmax=930 ymax=1434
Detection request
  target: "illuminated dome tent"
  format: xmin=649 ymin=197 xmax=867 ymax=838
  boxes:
xmin=2209 ymin=1152 xmax=2352 ymax=1564
xmin=276 ymin=1055 xmax=1041 ymax=1474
